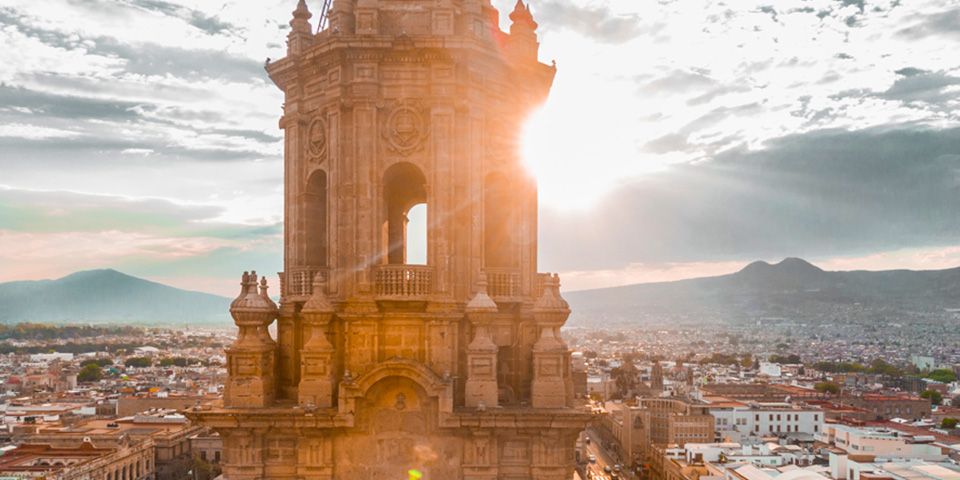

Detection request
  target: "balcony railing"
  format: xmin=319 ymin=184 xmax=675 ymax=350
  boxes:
xmin=536 ymin=273 xmax=551 ymax=298
xmin=483 ymin=267 xmax=522 ymax=300
xmin=283 ymin=266 xmax=331 ymax=298
xmin=376 ymin=265 xmax=432 ymax=299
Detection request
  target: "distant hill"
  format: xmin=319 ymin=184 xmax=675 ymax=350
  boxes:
xmin=564 ymin=258 xmax=960 ymax=326
xmin=0 ymin=270 xmax=232 ymax=325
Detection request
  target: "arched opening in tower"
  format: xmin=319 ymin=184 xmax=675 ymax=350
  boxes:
xmin=306 ymin=169 xmax=328 ymax=266
xmin=406 ymin=203 xmax=427 ymax=265
xmin=382 ymin=162 xmax=428 ymax=265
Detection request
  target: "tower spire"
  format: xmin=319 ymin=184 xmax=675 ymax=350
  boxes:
xmin=288 ymin=0 xmax=314 ymax=54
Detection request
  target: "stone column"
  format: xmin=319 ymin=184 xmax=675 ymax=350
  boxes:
xmin=531 ymin=273 xmax=570 ymax=408
xmin=225 ymin=271 xmax=278 ymax=408
xmin=299 ymin=273 xmax=337 ymax=408
xmin=464 ymin=275 xmax=499 ymax=408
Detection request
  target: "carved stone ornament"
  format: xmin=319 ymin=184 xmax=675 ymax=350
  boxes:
xmin=307 ymin=116 xmax=327 ymax=163
xmin=383 ymin=101 xmax=429 ymax=156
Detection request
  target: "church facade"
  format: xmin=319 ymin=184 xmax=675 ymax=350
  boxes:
xmin=187 ymin=0 xmax=591 ymax=478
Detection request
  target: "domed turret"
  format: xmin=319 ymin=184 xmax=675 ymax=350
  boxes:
xmin=230 ymin=271 xmax=279 ymax=347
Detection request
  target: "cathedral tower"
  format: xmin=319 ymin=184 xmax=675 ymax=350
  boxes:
xmin=189 ymin=0 xmax=591 ymax=478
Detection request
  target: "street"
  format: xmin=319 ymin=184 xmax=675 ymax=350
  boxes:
xmin=582 ymin=430 xmax=633 ymax=480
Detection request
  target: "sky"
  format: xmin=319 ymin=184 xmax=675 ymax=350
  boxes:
xmin=1 ymin=0 xmax=959 ymax=296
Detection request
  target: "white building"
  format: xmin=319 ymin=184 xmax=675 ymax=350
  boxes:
xmin=29 ymin=352 xmax=74 ymax=363
xmin=759 ymin=363 xmax=782 ymax=377
xmin=710 ymin=402 xmax=823 ymax=439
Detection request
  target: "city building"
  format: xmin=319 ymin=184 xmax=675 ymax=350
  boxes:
xmin=596 ymin=398 xmax=714 ymax=471
xmin=708 ymin=401 xmax=824 ymax=441
xmin=0 ymin=440 xmax=154 ymax=480
xmin=187 ymin=0 xmax=592 ymax=478
xmin=820 ymin=424 xmax=943 ymax=456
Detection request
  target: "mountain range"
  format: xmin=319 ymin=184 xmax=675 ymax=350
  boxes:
xmin=564 ymin=258 xmax=960 ymax=326
xmin=1 ymin=259 xmax=959 ymax=326
xmin=0 ymin=269 xmax=231 ymax=325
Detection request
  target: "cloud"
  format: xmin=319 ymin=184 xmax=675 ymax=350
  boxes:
xmin=896 ymin=8 xmax=960 ymax=41
xmin=539 ymin=126 xmax=960 ymax=272
xmin=531 ymin=1 xmax=645 ymax=44
xmin=0 ymin=187 xmax=286 ymax=242
xmin=0 ymin=187 xmax=282 ymax=293
xmin=877 ymin=69 xmax=960 ymax=105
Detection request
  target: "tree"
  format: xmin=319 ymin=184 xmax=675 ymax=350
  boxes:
xmin=814 ymin=381 xmax=840 ymax=395
xmin=869 ymin=359 xmax=902 ymax=377
xmin=124 ymin=357 xmax=152 ymax=368
xmin=942 ymin=418 xmax=958 ymax=429
xmin=927 ymin=369 xmax=957 ymax=383
xmin=920 ymin=390 xmax=943 ymax=406
xmin=741 ymin=356 xmax=753 ymax=369
xmin=159 ymin=358 xmax=175 ymax=366
xmin=77 ymin=364 xmax=102 ymax=383
xmin=81 ymin=358 xmax=113 ymax=368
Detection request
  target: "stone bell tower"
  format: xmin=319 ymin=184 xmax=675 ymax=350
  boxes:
xmin=188 ymin=0 xmax=592 ymax=478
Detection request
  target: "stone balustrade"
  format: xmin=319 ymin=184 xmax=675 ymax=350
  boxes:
xmin=375 ymin=264 xmax=432 ymax=299
xmin=283 ymin=265 xmax=330 ymax=298
xmin=482 ymin=267 xmax=522 ymax=299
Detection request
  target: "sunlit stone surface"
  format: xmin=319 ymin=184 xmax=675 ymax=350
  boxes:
xmin=187 ymin=0 xmax=591 ymax=477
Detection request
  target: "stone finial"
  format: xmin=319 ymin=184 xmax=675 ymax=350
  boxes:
xmin=302 ymin=272 xmax=334 ymax=317
xmin=466 ymin=274 xmax=498 ymax=321
xmin=230 ymin=270 xmax=279 ymax=328
xmin=533 ymin=273 xmax=570 ymax=327
xmin=509 ymin=0 xmax=538 ymax=31
xmin=290 ymin=0 xmax=314 ymax=36
xmin=465 ymin=274 xmax=498 ymax=349
xmin=259 ymin=276 xmax=277 ymax=310
xmin=293 ymin=0 xmax=312 ymax=21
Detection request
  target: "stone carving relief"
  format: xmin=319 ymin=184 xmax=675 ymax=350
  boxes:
xmin=307 ymin=116 xmax=327 ymax=163
xmin=383 ymin=100 xmax=429 ymax=156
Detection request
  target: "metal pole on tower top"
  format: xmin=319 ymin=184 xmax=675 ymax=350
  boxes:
xmin=317 ymin=0 xmax=332 ymax=31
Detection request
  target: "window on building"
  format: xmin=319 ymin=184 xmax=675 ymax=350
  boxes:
xmin=814 ymin=425 xmax=818 ymax=432
xmin=382 ymin=162 xmax=428 ymax=265
xmin=906 ymin=408 xmax=911 ymax=414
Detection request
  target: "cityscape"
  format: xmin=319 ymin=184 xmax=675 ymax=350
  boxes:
xmin=1 ymin=0 xmax=959 ymax=479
